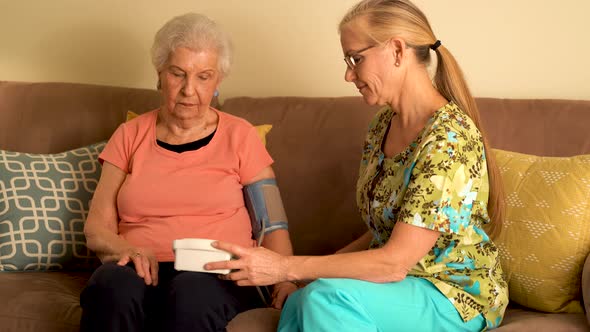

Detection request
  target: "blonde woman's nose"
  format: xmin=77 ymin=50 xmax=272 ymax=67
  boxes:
xmin=344 ymin=66 xmax=356 ymax=82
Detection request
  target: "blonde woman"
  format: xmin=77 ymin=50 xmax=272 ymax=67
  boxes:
xmin=207 ymin=0 xmax=508 ymax=330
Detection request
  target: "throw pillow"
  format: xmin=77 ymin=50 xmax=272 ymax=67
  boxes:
xmin=493 ymin=149 xmax=590 ymax=313
xmin=254 ymin=124 xmax=272 ymax=146
xmin=126 ymin=111 xmax=272 ymax=145
xmin=0 ymin=142 xmax=105 ymax=271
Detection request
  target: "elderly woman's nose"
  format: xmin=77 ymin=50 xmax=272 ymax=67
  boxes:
xmin=182 ymin=78 xmax=197 ymax=96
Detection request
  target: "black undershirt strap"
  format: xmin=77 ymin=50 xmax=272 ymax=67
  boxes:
xmin=156 ymin=130 xmax=216 ymax=153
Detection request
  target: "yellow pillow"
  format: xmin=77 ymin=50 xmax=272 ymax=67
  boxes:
xmin=493 ymin=149 xmax=590 ymax=313
xmin=126 ymin=111 xmax=272 ymax=145
xmin=126 ymin=110 xmax=139 ymax=122
xmin=254 ymin=124 xmax=272 ymax=146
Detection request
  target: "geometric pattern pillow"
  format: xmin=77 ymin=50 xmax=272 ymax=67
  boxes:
xmin=0 ymin=142 xmax=105 ymax=271
xmin=493 ymin=149 xmax=590 ymax=313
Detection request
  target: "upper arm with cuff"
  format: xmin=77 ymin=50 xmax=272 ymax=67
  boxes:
xmin=243 ymin=178 xmax=288 ymax=244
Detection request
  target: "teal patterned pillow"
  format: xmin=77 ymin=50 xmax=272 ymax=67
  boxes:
xmin=0 ymin=142 xmax=105 ymax=271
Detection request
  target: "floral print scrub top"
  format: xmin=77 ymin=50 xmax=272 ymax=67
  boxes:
xmin=356 ymin=102 xmax=508 ymax=329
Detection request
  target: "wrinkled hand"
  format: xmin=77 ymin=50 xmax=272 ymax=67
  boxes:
xmin=271 ymin=281 xmax=299 ymax=309
xmin=205 ymin=241 xmax=289 ymax=286
xmin=117 ymin=247 xmax=159 ymax=286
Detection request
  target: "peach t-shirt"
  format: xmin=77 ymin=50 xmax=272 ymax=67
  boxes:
xmin=99 ymin=108 xmax=273 ymax=261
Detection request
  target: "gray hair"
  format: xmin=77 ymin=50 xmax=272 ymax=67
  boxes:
xmin=151 ymin=13 xmax=233 ymax=77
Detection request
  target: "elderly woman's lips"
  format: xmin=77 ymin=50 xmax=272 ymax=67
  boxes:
xmin=179 ymin=102 xmax=197 ymax=107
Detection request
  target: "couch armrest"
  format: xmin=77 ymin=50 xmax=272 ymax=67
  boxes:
xmin=582 ymin=253 xmax=590 ymax=326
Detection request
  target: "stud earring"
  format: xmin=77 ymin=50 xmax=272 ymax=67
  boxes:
xmin=395 ymin=62 xmax=400 ymax=66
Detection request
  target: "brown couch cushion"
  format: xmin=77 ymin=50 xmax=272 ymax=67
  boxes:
xmin=0 ymin=81 xmax=161 ymax=154
xmin=496 ymin=306 xmax=589 ymax=331
xmin=227 ymin=308 xmax=280 ymax=332
xmin=220 ymin=96 xmax=590 ymax=256
xmin=220 ymin=96 xmax=380 ymax=255
xmin=477 ymin=98 xmax=590 ymax=157
xmin=228 ymin=304 xmax=590 ymax=332
xmin=583 ymin=254 xmax=590 ymax=326
xmin=0 ymin=271 xmax=91 ymax=331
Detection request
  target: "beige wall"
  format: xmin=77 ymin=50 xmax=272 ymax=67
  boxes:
xmin=1 ymin=1 xmax=588 ymax=100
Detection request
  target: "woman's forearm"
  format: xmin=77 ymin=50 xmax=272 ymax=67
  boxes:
xmin=285 ymin=248 xmax=408 ymax=283
xmin=84 ymin=161 xmax=131 ymax=262
xmin=85 ymin=223 xmax=133 ymax=262
xmin=284 ymin=223 xmax=441 ymax=283
xmin=261 ymin=229 xmax=293 ymax=256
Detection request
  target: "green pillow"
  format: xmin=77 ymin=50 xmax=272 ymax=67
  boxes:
xmin=0 ymin=142 xmax=105 ymax=271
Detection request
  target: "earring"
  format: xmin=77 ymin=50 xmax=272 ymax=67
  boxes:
xmin=395 ymin=62 xmax=400 ymax=66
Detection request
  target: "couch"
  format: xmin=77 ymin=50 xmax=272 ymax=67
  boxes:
xmin=0 ymin=80 xmax=589 ymax=331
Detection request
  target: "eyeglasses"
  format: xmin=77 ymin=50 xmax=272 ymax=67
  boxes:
xmin=344 ymin=45 xmax=375 ymax=69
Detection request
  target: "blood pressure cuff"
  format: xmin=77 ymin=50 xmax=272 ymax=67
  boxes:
xmin=243 ymin=178 xmax=288 ymax=242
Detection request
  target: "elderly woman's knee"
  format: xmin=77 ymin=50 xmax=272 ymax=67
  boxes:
xmin=86 ymin=262 xmax=146 ymax=296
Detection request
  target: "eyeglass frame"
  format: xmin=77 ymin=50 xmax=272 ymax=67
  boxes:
xmin=344 ymin=45 xmax=376 ymax=69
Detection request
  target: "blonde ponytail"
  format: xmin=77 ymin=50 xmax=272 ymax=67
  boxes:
xmin=433 ymin=46 xmax=504 ymax=238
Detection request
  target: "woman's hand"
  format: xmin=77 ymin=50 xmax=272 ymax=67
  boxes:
xmin=271 ymin=281 xmax=299 ymax=309
xmin=117 ymin=247 xmax=159 ymax=286
xmin=205 ymin=241 xmax=290 ymax=286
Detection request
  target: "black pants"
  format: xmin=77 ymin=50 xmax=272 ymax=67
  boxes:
xmin=80 ymin=262 xmax=263 ymax=332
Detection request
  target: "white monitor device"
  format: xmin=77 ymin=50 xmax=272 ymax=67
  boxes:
xmin=173 ymin=238 xmax=232 ymax=274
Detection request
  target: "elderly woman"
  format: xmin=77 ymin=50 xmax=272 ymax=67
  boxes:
xmin=80 ymin=13 xmax=295 ymax=332
xmin=206 ymin=0 xmax=509 ymax=331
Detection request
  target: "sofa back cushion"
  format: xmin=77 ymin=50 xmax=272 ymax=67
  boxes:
xmin=478 ymin=98 xmax=590 ymax=157
xmin=0 ymin=81 xmax=161 ymax=154
xmin=220 ymin=96 xmax=590 ymax=256
xmin=220 ymin=97 xmax=380 ymax=255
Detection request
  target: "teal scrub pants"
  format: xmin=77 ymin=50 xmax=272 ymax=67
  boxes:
xmin=278 ymin=277 xmax=485 ymax=332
